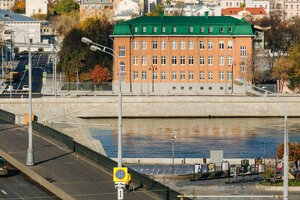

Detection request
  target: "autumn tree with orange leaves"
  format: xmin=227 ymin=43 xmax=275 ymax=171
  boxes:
xmin=11 ymin=0 xmax=25 ymax=13
xmin=276 ymin=142 xmax=300 ymax=161
xmin=90 ymin=65 xmax=111 ymax=83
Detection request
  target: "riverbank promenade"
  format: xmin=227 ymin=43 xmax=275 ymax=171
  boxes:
xmin=0 ymin=119 xmax=164 ymax=200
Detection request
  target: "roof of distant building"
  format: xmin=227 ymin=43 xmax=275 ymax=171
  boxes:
xmin=112 ymin=15 xmax=255 ymax=36
xmin=222 ymin=7 xmax=267 ymax=16
xmin=0 ymin=9 xmax=39 ymax=22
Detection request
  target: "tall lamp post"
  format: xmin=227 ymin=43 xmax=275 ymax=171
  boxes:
xmin=81 ymin=37 xmax=123 ymax=199
xmin=172 ymin=134 xmax=176 ymax=174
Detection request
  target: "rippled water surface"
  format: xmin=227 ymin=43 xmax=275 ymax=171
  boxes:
xmin=85 ymin=118 xmax=300 ymax=159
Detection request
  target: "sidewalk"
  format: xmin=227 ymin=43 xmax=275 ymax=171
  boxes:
xmin=0 ymin=120 xmax=161 ymax=200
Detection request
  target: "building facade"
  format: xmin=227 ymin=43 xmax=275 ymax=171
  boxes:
xmin=0 ymin=0 xmax=15 ymax=10
xmin=112 ymin=14 xmax=255 ymax=95
xmin=26 ymin=0 xmax=48 ymax=16
xmin=80 ymin=0 xmax=115 ymax=21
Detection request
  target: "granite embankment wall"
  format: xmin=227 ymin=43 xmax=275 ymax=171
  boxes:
xmin=0 ymin=95 xmax=299 ymax=123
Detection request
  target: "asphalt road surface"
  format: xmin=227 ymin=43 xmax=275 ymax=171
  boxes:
xmin=0 ymin=165 xmax=58 ymax=199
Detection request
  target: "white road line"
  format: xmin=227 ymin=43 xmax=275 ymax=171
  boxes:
xmin=1 ymin=189 xmax=7 ymax=195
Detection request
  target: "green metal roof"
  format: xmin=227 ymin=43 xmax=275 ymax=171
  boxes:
xmin=112 ymin=15 xmax=255 ymax=36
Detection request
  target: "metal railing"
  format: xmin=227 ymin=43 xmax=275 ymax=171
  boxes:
xmin=0 ymin=109 xmax=15 ymax=124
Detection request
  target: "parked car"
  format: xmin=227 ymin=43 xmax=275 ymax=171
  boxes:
xmin=22 ymin=85 xmax=29 ymax=91
xmin=0 ymin=157 xmax=8 ymax=176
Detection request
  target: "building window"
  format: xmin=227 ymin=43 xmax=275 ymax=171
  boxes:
xmin=161 ymin=56 xmax=166 ymax=65
xmin=188 ymin=41 xmax=194 ymax=50
xmin=228 ymin=71 xmax=232 ymax=80
xmin=161 ymin=41 xmax=166 ymax=50
xmin=172 ymin=56 xmax=177 ymax=65
xmin=134 ymin=27 xmax=138 ymax=32
xmin=208 ymin=41 xmax=213 ymax=49
xmin=188 ymin=56 xmax=194 ymax=65
xmin=142 ymin=41 xmax=147 ymax=50
xmin=180 ymin=41 xmax=185 ymax=50
xmin=200 ymin=41 xmax=205 ymax=49
xmin=153 ymin=27 xmax=157 ymax=32
xmin=220 ymin=87 xmax=224 ymax=90
xmin=180 ymin=56 xmax=185 ymax=65
xmin=152 ymin=41 xmax=158 ymax=50
xmin=152 ymin=56 xmax=158 ymax=65
xmin=119 ymin=46 xmax=125 ymax=57
xmin=228 ymin=26 xmax=232 ymax=32
xmin=172 ymin=71 xmax=177 ymax=80
xmin=200 ymin=56 xmax=205 ymax=65
xmin=189 ymin=71 xmax=194 ymax=80
xmin=120 ymin=62 xmax=125 ymax=72
xmin=189 ymin=26 xmax=193 ymax=33
xmin=172 ymin=41 xmax=177 ymax=50
xmin=181 ymin=86 xmax=184 ymax=90
xmin=133 ymin=71 xmax=138 ymax=80
xmin=219 ymin=56 xmax=224 ymax=65
xmin=201 ymin=26 xmax=205 ymax=32
xmin=240 ymin=46 xmax=247 ymax=57
xmin=208 ymin=56 xmax=213 ymax=65
xmin=180 ymin=71 xmax=185 ymax=79
xmin=142 ymin=56 xmax=147 ymax=65
xmin=161 ymin=71 xmax=166 ymax=80
xmin=133 ymin=41 xmax=138 ymax=50
xmin=189 ymin=86 xmax=193 ymax=90
xmin=220 ymin=26 xmax=224 ymax=32
xmin=133 ymin=56 xmax=138 ymax=65
xmin=219 ymin=41 xmax=224 ymax=50
xmin=153 ymin=72 xmax=158 ymax=80
xmin=172 ymin=86 xmax=176 ymax=90
xmin=142 ymin=71 xmax=147 ymax=79
xmin=173 ymin=27 xmax=177 ymax=33
xmin=200 ymin=71 xmax=205 ymax=79
xmin=241 ymin=64 xmax=246 ymax=72
xmin=208 ymin=71 xmax=213 ymax=80
xmin=228 ymin=56 xmax=233 ymax=65
xmin=162 ymin=26 xmax=166 ymax=33
xmin=200 ymin=86 xmax=204 ymax=90
xmin=143 ymin=27 xmax=146 ymax=33
xmin=209 ymin=26 xmax=213 ymax=33
xmin=219 ymin=71 xmax=225 ymax=80
xmin=228 ymin=41 xmax=233 ymax=50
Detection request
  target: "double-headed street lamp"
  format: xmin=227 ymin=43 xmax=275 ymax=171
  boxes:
xmin=81 ymin=37 xmax=122 ymax=168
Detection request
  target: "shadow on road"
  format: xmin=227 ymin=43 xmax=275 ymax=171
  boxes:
xmin=35 ymin=152 xmax=73 ymax=165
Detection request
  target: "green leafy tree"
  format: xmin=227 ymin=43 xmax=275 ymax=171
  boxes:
xmin=54 ymin=0 xmax=79 ymax=15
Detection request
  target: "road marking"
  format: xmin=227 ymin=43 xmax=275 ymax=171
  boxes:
xmin=1 ymin=189 xmax=7 ymax=195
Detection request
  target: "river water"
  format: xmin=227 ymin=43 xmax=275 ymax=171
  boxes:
xmin=84 ymin=118 xmax=300 ymax=159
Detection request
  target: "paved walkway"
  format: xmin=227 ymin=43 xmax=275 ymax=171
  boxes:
xmin=0 ymin=120 xmax=164 ymax=200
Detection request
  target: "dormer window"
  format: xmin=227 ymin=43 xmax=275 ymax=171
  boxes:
xmin=143 ymin=27 xmax=146 ymax=33
xmin=228 ymin=26 xmax=232 ymax=32
xmin=220 ymin=26 xmax=224 ymax=32
xmin=189 ymin=26 xmax=193 ymax=33
xmin=200 ymin=26 xmax=204 ymax=33
xmin=134 ymin=27 xmax=138 ymax=33
xmin=162 ymin=26 xmax=166 ymax=33
xmin=173 ymin=27 xmax=177 ymax=33
xmin=153 ymin=26 xmax=157 ymax=33
xmin=209 ymin=26 xmax=213 ymax=33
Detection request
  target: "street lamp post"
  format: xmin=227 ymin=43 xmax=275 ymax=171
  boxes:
xmin=81 ymin=37 xmax=123 ymax=199
xmin=149 ymin=66 xmax=157 ymax=93
xmin=172 ymin=134 xmax=176 ymax=174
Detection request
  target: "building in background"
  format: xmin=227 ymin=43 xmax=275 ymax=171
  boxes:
xmin=80 ymin=0 xmax=115 ymax=21
xmin=26 ymin=0 xmax=48 ymax=16
xmin=112 ymin=13 xmax=257 ymax=95
xmin=222 ymin=7 xmax=267 ymax=20
xmin=114 ymin=0 xmax=140 ymax=21
xmin=0 ymin=0 xmax=16 ymax=10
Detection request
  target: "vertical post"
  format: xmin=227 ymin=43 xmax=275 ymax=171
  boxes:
xmin=152 ymin=66 xmax=154 ymax=93
xmin=9 ymin=71 xmax=12 ymax=98
xmin=283 ymin=114 xmax=288 ymax=200
xmin=172 ymin=134 xmax=176 ymax=174
xmin=76 ymin=70 xmax=79 ymax=91
xmin=54 ymin=55 xmax=57 ymax=97
xmin=26 ymin=38 xmax=34 ymax=166
xmin=1 ymin=46 xmax=3 ymax=84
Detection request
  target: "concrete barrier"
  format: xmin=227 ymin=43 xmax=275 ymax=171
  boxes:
xmin=0 ymin=149 xmax=75 ymax=200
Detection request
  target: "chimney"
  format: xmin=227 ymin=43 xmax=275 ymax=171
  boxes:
xmin=204 ymin=11 xmax=209 ymax=19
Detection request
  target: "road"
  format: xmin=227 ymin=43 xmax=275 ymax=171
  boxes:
xmin=0 ymin=119 xmax=164 ymax=200
xmin=0 ymin=165 xmax=58 ymax=199
xmin=3 ymin=53 xmax=48 ymax=95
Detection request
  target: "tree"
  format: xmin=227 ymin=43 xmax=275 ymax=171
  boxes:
xmin=276 ymin=143 xmax=300 ymax=161
xmin=90 ymin=65 xmax=111 ymax=83
xmin=31 ymin=13 xmax=47 ymax=20
xmin=54 ymin=0 xmax=79 ymax=15
xmin=50 ymin=11 xmax=79 ymax=37
xmin=147 ymin=4 xmax=164 ymax=16
xmin=11 ymin=0 xmax=25 ymax=14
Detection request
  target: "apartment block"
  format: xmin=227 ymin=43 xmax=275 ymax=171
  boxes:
xmin=111 ymin=14 xmax=255 ymax=95
xmin=0 ymin=0 xmax=15 ymax=10
xmin=80 ymin=0 xmax=115 ymax=21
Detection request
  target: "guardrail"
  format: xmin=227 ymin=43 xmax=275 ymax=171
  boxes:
xmin=0 ymin=109 xmax=15 ymax=124
xmin=32 ymin=121 xmax=182 ymax=200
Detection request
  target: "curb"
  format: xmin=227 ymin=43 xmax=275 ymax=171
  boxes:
xmin=256 ymin=184 xmax=300 ymax=192
xmin=0 ymin=149 xmax=75 ymax=200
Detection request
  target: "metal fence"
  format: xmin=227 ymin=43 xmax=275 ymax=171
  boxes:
xmin=0 ymin=109 xmax=15 ymax=124
xmin=61 ymin=82 xmax=112 ymax=91
xmin=32 ymin=121 xmax=182 ymax=200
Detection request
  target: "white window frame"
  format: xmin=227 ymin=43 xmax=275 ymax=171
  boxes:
xmin=120 ymin=62 xmax=125 ymax=72
xmin=188 ymin=71 xmax=194 ymax=80
xmin=172 ymin=41 xmax=177 ymax=50
xmin=133 ymin=41 xmax=138 ymax=50
xmin=172 ymin=56 xmax=177 ymax=65
xmin=133 ymin=56 xmax=138 ymax=65
xmin=188 ymin=56 xmax=194 ymax=65
xmin=208 ymin=71 xmax=213 ymax=80
xmin=219 ymin=41 xmax=224 ymax=50
xmin=142 ymin=71 xmax=147 ymax=79
xmin=119 ymin=46 xmax=125 ymax=57
xmin=180 ymin=41 xmax=185 ymax=50
xmin=161 ymin=56 xmax=166 ymax=65
xmin=152 ymin=56 xmax=158 ymax=65
xmin=208 ymin=41 xmax=213 ymax=50
xmin=161 ymin=41 xmax=166 ymax=50
xmin=188 ymin=41 xmax=194 ymax=50
xmin=219 ymin=56 xmax=224 ymax=65
xmin=219 ymin=71 xmax=225 ymax=80
xmin=228 ymin=71 xmax=232 ymax=80
xmin=180 ymin=71 xmax=185 ymax=79
xmin=228 ymin=56 xmax=233 ymax=65
xmin=142 ymin=56 xmax=147 ymax=65
xmin=200 ymin=56 xmax=205 ymax=65
xmin=161 ymin=71 xmax=166 ymax=80
xmin=208 ymin=56 xmax=213 ymax=65
xmin=240 ymin=46 xmax=247 ymax=57
xmin=152 ymin=41 xmax=158 ymax=50
xmin=133 ymin=71 xmax=138 ymax=80
xmin=172 ymin=71 xmax=177 ymax=80
xmin=180 ymin=56 xmax=185 ymax=65
xmin=200 ymin=71 xmax=205 ymax=80
xmin=142 ymin=41 xmax=147 ymax=50
xmin=200 ymin=41 xmax=205 ymax=49
xmin=228 ymin=41 xmax=233 ymax=50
